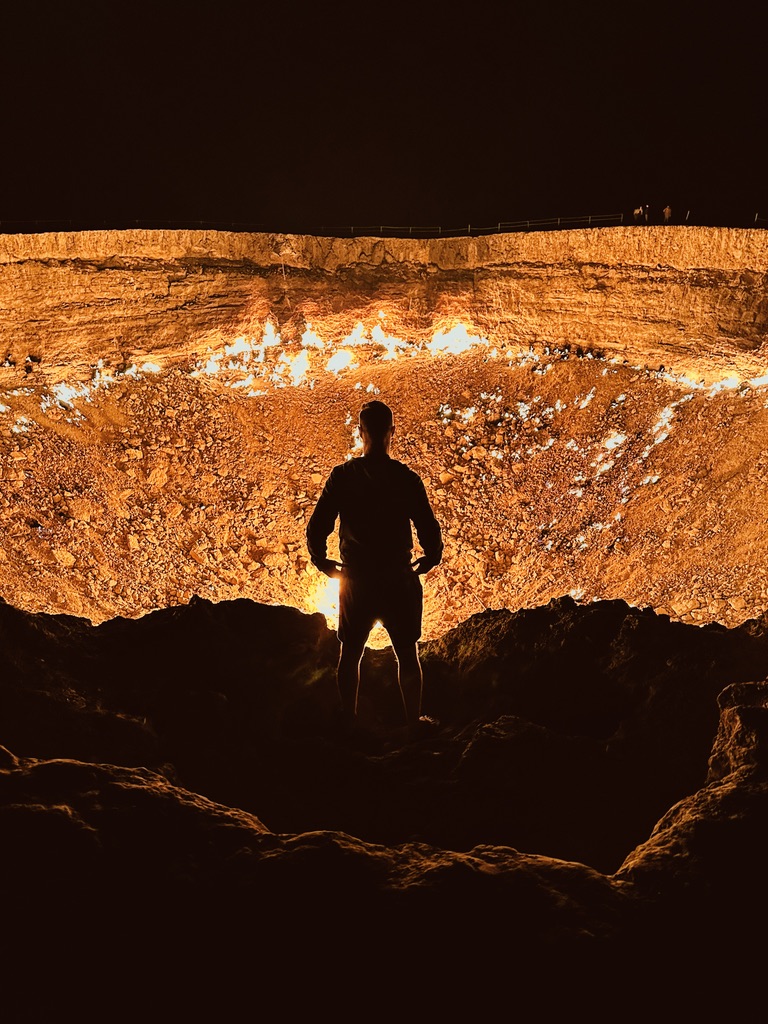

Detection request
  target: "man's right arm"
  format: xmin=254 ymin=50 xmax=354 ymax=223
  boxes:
xmin=306 ymin=470 xmax=343 ymax=577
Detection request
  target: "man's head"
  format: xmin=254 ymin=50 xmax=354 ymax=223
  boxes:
xmin=359 ymin=400 xmax=394 ymax=448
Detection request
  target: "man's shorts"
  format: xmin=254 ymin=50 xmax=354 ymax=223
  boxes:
xmin=338 ymin=567 xmax=423 ymax=646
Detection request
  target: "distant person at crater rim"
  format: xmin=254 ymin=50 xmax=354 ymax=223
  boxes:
xmin=306 ymin=400 xmax=443 ymax=740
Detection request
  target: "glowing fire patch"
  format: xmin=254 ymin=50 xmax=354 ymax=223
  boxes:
xmin=188 ymin=318 xmax=497 ymax=395
xmin=311 ymin=575 xmax=340 ymax=625
xmin=301 ymin=327 xmax=325 ymax=349
xmin=306 ymin=575 xmax=389 ymax=648
xmin=326 ymin=350 xmax=357 ymax=374
xmin=427 ymin=324 xmax=487 ymax=355
xmin=278 ymin=349 xmax=310 ymax=386
xmin=371 ymin=323 xmax=406 ymax=359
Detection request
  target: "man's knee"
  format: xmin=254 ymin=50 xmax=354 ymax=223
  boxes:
xmin=339 ymin=640 xmax=366 ymax=666
xmin=392 ymin=641 xmax=420 ymax=670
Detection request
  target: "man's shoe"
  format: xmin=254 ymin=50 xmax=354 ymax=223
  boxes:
xmin=405 ymin=715 xmax=440 ymax=742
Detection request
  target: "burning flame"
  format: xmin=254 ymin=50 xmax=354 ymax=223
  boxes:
xmin=371 ymin=323 xmax=406 ymax=359
xmin=326 ymin=350 xmax=357 ymax=374
xmin=279 ymin=349 xmax=310 ymax=386
xmin=306 ymin=574 xmax=389 ymax=648
xmin=311 ymin=575 xmax=340 ymax=625
xmin=301 ymin=326 xmax=325 ymax=349
xmin=191 ymin=319 xmax=493 ymax=391
xmin=307 ymin=577 xmax=391 ymax=647
xmin=427 ymin=324 xmax=486 ymax=355
xmin=20 ymin=311 xmax=768 ymax=435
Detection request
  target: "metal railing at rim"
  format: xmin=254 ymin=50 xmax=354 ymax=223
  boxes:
xmin=312 ymin=213 xmax=626 ymax=237
xmin=0 ymin=213 xmax=625 ymax=237
xmin=0 ymin=211 xmax=765 ymax=237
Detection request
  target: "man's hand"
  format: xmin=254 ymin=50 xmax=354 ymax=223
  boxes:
xmin=316 ymin=558 xmax=343 ymax=579
xmin=411 ymin=556 xmax=437 ymax=575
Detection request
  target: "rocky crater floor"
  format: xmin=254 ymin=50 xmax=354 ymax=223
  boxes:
xmin=1 ymin=227 xmax=768 ymax=639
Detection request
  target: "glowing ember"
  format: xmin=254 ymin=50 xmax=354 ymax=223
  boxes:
xmin=603 ymin=432 xmax=627 ymax=451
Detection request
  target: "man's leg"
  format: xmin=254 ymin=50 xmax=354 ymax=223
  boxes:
xmin=392 ymin=640 xmax=423 ymax=728
xmin=336 ymin=572 xmax=371 ymax=730
xmin=337 ymin=638 xmax=366 ymax=728
xmin=383 ymin=571 xmax=425 ymax=731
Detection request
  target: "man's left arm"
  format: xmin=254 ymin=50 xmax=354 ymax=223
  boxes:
xmin=411 ymin=476 xmax=443 ymax=575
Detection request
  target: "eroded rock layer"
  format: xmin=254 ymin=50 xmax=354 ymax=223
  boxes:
xmin=1 ymin=227 xmax=767 ymax=637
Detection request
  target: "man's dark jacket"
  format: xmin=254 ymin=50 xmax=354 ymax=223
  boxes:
xmin=306 ymin=454 xmax=443 ymax=574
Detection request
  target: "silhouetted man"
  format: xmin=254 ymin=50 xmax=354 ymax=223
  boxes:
xmin=306 ymin=400 xmax=443 ymax=738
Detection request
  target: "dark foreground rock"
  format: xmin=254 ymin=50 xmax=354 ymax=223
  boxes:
xmin=2 ymin=593 xmax=768 ymax=1018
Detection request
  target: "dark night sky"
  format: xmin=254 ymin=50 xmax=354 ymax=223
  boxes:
xmin=2 ymin=3 xmax=765 ymax=233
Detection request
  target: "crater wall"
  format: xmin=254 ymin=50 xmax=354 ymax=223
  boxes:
xmin=1 ymin=226 xmax=767 ymax=387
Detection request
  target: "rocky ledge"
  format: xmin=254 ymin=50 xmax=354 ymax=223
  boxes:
xmin=1 ymin=593 xmax=768 ymax=1017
